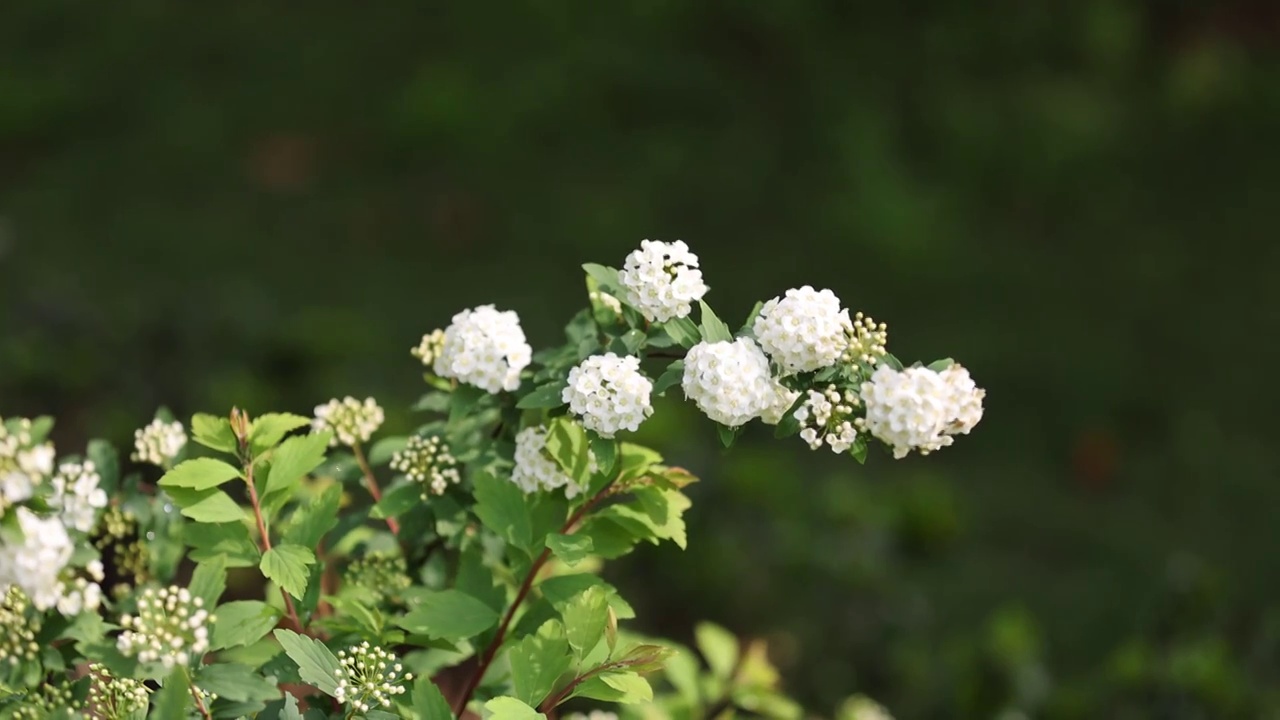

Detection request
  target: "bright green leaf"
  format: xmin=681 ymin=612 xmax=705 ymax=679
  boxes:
xmin=249 ymin=413 xmax=311 ymax=453
xmin=539 ymin=574 xmax=635 ymax=619
xmin=544 ymin=418 xmax=591 ymax=486
xmin=283 ymin=484 xmax=342 ymax=548
xmin=165 ymin=487 xmax=246 ymax=523
xmin=545 ymin=533 xmax=593 ymax=566
xmin=274 ymin=629 xmax=342 ymax=696
xmin=516 ymin=381 xmax=568 ymax=410
xmin=472 ymin=471 xmax=532 ymax=551
xmin=412 ymin=677 xmax=454 ymax=720
xmin=563 ymin=586 xmax=609 ymax=658
xmin=260 ymin=545 xmax=316 ymax=600
xmin=509 ymin=624 xmax=571 ymax=707
xmin=396 ymin=589 xmax=499 ymax=640
xmin=192 ymin=413 xmax=237 ymax=454
xmin=188 ymin=554 xmax=227 ymax=607
xmin=485 ymin=696 xmax=546 ymax=720
xmin=695 ymin=622 xmax=740 ymax=680
xmin=277 ymin=693 xmax=304 ymax=720
xmin=589 ymin=435 xmax=617 ymax=478
xmin=698 ymin=301 xmax=733 ymax=343
xmin=661 ymin=317 xmax=701 ymax=349
xmin=211 ymin=601 xmax=282 ymax=651
xmin=186 ymin=521 xmax=259 ymax=567
xmin=582 ymin=263 xmax=622 ymax=294
xmin=158 ymin=458 xmax=241 ymax=491
xmin=265 ymin=432 xmax=330 ymax=498
xmin=151 ymin=665 xmax=192 ymax=717
xmin=599 ymin=672 xmax=654 ymax=702
xmin=195 ymin=663 xmax=282 ymax=703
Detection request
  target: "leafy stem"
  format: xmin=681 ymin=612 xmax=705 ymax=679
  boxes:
xmin=353 ymin=440 xmax=400 ymax=535
xmin=538 ymin=659 xmax=628 ymax=712
xmin=189 ymin=682 xmax=212 ymax=720
xmin=452 ymin=474 xmax=621 ymax=716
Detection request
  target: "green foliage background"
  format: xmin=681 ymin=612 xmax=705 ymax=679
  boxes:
xmin=2 ymin=2 xmax=1277 ymax=716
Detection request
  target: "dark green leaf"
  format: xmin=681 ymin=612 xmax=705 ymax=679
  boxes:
xmin=195 ymin=663 xmax=282 ymax=703
xmin=276 ymin=693 xmax=304 ymax=720
xmin=151 ymin=665 xmax=192 ymax=717
xmin=260 ymin=545 xmax=316 ymax=599
xmin=189 ymin=554 xmax=227 ymax=607
xmin=698 ymin=301 xmax=733 ymax=343
xmin=412 ymin=678 xmax=453 ymax=720
xmin=545 ymin=533 xmax=593 ymax=566
xmin=249 ymin=413 xmax=311 ymax=453
xmin=619 ymin=329 xmax=646 ymax=354
xmin=283 ymin=484 xmax=342 ymax=548
xmin=396 ymin=589 xmax=499 ymax=640
xmin=579 ymin=516 xmax=641 ymax=559
xmin=589 ymin=435 xmax=617 ymax=477
xmin=87 ymin=439 xmax=120 ymax=494
xmin=186 ymin=522 xmax=260 ymax=567
xmin=274 ymin=629 xmax=342 ymax=696
xmin=158 ymin=458 xmax=241 ymax=491
xmin=449 ymin=384 xmax=486 ymax=426
xmin=739 ymin=300 xmax=765 ymax=336
xmin=717 ymin=424 xmax=738 ymax=448
xmin=516 ymin=381 xmax=569 ymax=410
xmin=165 ymin=487 xmax=246 ymax=523
xmin=472 ymin=471 xmax=532 ymax=550
xmin=661 ymin=317 xmax=701 ymax=349
xmin=192 ymin=413 xmax=238 ymax=454
xmin=211 ymin=601 xmax=282 ymax=651
xmin=368 ymin=435 xmax=409 ymax=465
xmin=509 ymin=624 xmax=571 ymax=707
xmin=651 ymin=361 xmax=684 ymax=397
xmin=370 ymin=480 xmax=422 ymax=520
xmin=264 ymin=432 xmax=330 ymax=497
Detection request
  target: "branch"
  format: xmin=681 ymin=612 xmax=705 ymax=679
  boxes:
xmin=538 ymin=661 xmax=625 ymax=713
xmin=244 ymin=460 xmax=305 ymax=633
xmin=353 ymin=441 xmax=400 ymax=535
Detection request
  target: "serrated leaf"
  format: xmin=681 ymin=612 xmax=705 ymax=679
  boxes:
xmin=599 ymin=672 xmax=654 ymax=702
xmin=370 ymin=480 xmax=421 ymax=520
xmin=413 ymin=678 xmax=453 ymax=720
xmin=274 ymin=629 xmax=341 ymax=696
xmin=582 ymin=263 xmax=622 ymax=294
xmin=186 ymin=521 xmax=259 ymax=567
xmin=472 ymin=471 xmax=532 ymax=551
xmin=509 ymin=626 xmax=571 ymax=706
xmin=545 ymin=533 xmax=593 ymax=566
xmin=265 ymin=432 xmax=330 ymax=498
xmin=397 ymin=589 xmax=499 ymax=640
xmin=165 ymin=487 xmax=246 ymax=523
xmin=661 ymin=317 xmax=701 ymax=349
xmin=543 ymin=418 xmax=591 ymax=486
xmin=151 ymin=665 xmax=192 ymax=717
xmin=211 ymin=601 xmax=282 ymax=651
xmin=651 ymin=361 xmax=684 ymax=397
xmin=192 ymin=413 xmax=237 ymax=454
xmin=189 ymin=554 xmax=227 ymax=607
xmin=195 ymin=663 xmax=282 ymax=703
xmin=563 ymin=586 xmax=609 ymax=658
xmin=158 ymin=458 xmax=241 ymax=491
xmin=695 ymin=622 xmax=739 ymax=680
xmin=249 ymin=413 xmax=311 ymax=453
xmin=588 ymin=435 xmax=617 ymax=477
xmin=277 ymin=693 xmax=304 ymax=720
xmin=260 ymin=545 xmax=315 ymax=599
xmin=538 ymin=574 xmax=635 ymax=619
xmin=283 ymin=484 xmax=342 ymax=548
xmin=698 ymin=301 xmax=733 ymax=343
xmin=516 ymin=381 xmax=568 ymax=410
xmin=485 ymin=696 xmax=546 ymax=720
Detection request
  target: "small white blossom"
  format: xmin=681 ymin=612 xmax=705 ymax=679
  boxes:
xmin=55 ymin=576 xmax=103 ymax=616
xmin=753 ymin=286 xmax=852 ymax=375
xmin=512 ymin=426 xmax=597 ymax=498
xmin=50 ymin=460 xmax=108 ymax=533
xmin=793 ymin=385 xmax=860 ymax=454
xmin=334 ymin=642 xmax=412 ymax=712
xmin=313 ymin=397 xmax=385 ymax=447
xmin=0 ymin=588 xmax=39 ymax=666
xmin=858 ymin=364 xmax=986 ymax=459
xmin=681 ymin=338 xmax=779 ymax=427
xmin=617 ymin=239 xmax=709 ymax=323
xmin=390 ymin=435 xmax=461 ymax=498
xmin=0 ymin=417 xmax=54 ymax=509
xmin=411 ymin=328 xmax=446 ymax=367
xmin=563 ymin=353 xmax=654 ymax=438
xmin=131 ymin=419 xmax=187 ymax=467
xmin=760 ymin=381 xmax=800 ymax=426
xmin=117 ymin=585 xmax=213 ymax=669
xmin=0 ymin=507 xmax=73 ymax=611
xmin=432 ymin=305 xmax=532 ymax=394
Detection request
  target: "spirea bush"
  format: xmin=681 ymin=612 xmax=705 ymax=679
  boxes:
xmin=0 ymin=240 xmax=984 ymax=720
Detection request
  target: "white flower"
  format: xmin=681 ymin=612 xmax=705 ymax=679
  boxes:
xmin=681 ymin=338 xmax=779 ymax=427
xmin=117 ymin=586 xmax=213 ymax=669
xmin=50 ymin=461 xmax=108 ymax=533
xmin=563 ymin=353 xmax=654 ymax=438
xmin=617 ymin=239 xmax=709 ymax=323
xmin=512 ymin=426 xmax=596 ymax=498
xmin=432 ymin=305 xmax=532 ymax=393
xmin=858 ymin=364 xmax=986 ymax=459
xmin=55 ymin=576 xmax=103 ymax=616
xmin=334 ymin=642 xmax=412 ymax=712
xmin=390 ymin=435 xmax=461 ymax=498
xmin=0 ymin=417 xmax=54 ymax=508
xmin=313 ymin=397 xmax=385 ymax=447
xmin=753 ymin=286 xmax=852 ymax=374
xmin=793 ymin=385 xmax=860 ymax=454
xmin=131 ymin=419 xmax=187 ymax=467
xmin=0 ymin=507 xmax=73 ymax=611
xmin=760 ymin=381 xmax=800 ymax=426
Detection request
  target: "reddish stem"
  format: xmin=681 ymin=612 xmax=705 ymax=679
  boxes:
xmin=354 ymin=441 xmax=400 ymax=535
xmin=244 ymin=461 xmax=304 ymax=632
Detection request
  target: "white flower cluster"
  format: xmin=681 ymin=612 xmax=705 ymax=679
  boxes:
xmin=618 ymin=239 xmax=708 ymax=322
xmin=858 ymin=364 xmax=986 ymax=459
xmin=563 ymin=353 xmax=654 ymax=438
xmin=313 ymin=397 xmax=385 ymax=447
xmin=88 ymin=663 xmax=150 ymax=717
xmin=0 ymin=588 xmax=39 ymax=666
xmin=390 ymin=435 xmax=461 ymax=498
xmin=50 ymin=460 xmax=107 ymax=533
xmin=512 ymin=426 xmax=596 ymax=498
xmin=55 ymin=560 xmax=104 ymax=616
xmin=117 ymin=585 xmax=213 ymax=669
xmin=0 ymin=417 xmax=55 ymax=509
xmin=410 ymin=328 xmax=446 ymax=367
xmin=131 ymin=418 xmax=187 ymax=467
xmin=682 ymin=339 xmax=787 ymax=428
xmin=793 ymin=385 xmax=860 ymax=454
xmin=0 ymin=507 xmax=73 ymax=611
xmin=334 ymin=642 xmax=412 ymax=712
xmin=754 ymin=286 xmax=852 ymax=375
xmin=432 ymin=305 xmax=532 ymax=393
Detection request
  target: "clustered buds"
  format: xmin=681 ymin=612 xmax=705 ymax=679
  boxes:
xmin=334 ymin=642 xmax=412 ymax=712
xmin=390 ymin=435 xmax=461 ymax=498
xmin=14 ymin=681 xmax=81 ymax=720
xmin=117 ymin=585 xmax=212 ymax=669
xmin=512 ymin=426 xmax=597 ymax=498
xmin=431 ymin=305 xmax=532 ymax=394
xmin=411 ymin=328 xmax=447 ymax=367
xmin=0 ymin=588 xmax=39 ymax=666
xmin=50 ymin=460 xmax=108 ymax=533
xmin=618 ymin=239 xmax=709 ymax=322
xmin=344 ymin=552 xmax=412 ymax=601
xmin=313 ymin=396 xmax=385 ymax=447
xmin=131 ymin=418 xmax=187 ymax=467
xmin=794 ymin=385 xmax=860 ymax=454
xmin=842 ymin=312 xmax=888 ymax=365
xmin=87 ymin=663 xmax=150 ymax=717
xmin=754 ymin=286 xmax=852 ymax=375
xmin=857 ymin=364 xmax=986 ymax=459
xmin=563 ymin=353 xmax=654 ymax=438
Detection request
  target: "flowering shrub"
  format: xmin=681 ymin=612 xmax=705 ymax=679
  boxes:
xmin=0 ymin=241 xmax=984 ymax=719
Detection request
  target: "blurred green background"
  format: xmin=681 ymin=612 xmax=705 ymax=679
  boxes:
xmin=3 ymin=2 xmax=1278 ymax=717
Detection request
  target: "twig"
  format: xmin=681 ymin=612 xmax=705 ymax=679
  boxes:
xmin=353 ymin=441 xmax=400 ymax=535
xmin=190 ymin=682 xmax=213 ymax=720
xmin=243 ymin=461 xmax=305 ymax=632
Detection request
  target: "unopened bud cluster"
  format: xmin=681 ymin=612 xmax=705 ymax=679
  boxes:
xmin=0 ymin=416 xmax=54 ymax=508
xmin=512 ymin=426 xmax=597 ymax=498
xmin=344 ymin=552 xmax=412 ymax=601
xmin=390 ymin=435 xmax=460 ymax=498
xmin=117 ymin=585 xmax=212 ymax=668
xmin=95 ymin=506 xmax=149 ymax=594
xmin=794 ymin=385 xmax=860 ymax=454
xmin=132 ymin=418 xmax=187 ymax=467
xmin=13 ymin=681 xmax=81 ymax=720
xmin=0 ymin=588 xmax=39 ymax=665
xmin=50 ymin=460 xmax=108 ymax=533
xmin=411 ymin=328 xmax=447 ymax=367
xmin=842 ymin=312 xmax=888 ymax=365
xmin=313 ymin=397 xmax=385 ymax=447
xmin=88 ymin=663 xmax=150 ymax=718
xmin=334 ymin=641 xmax=412 ymax=712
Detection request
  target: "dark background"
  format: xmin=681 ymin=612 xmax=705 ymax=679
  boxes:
xmin=3 ymin=2 xmax=1278 ymax=717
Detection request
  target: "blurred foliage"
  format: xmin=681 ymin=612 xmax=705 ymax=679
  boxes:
xmin=2 ymin=0 xmax=1278 ymax=716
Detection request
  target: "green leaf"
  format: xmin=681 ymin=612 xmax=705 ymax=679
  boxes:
xmin=274 ymin=629 xmax=342 ymax=696
xmin=186 ymin=521 xmax=260 ymax=567
xmin=572 ymin=672 xmax=653 ymax=704
xmin=283 ymin=484 xmax=342 ymax=548
xmin=695 ymin=622 xmax=739 ymax=680
xmin=87 ymin=439 xmax=120 ymax=494
xmin=509 ymin=624 xmax=572 ymax=707
xmin=210 ymin=600 xmax=282 ymax=651
xmin=563 ymin=586 xmax=609 ymax=658
xmin=368 ymin=435 xmax=409 ymax=466
xmin=192 ymin=413 xmax=238 ymax=454
xmin=165 ymin=487 xmax=246 ymax=523
xmin=188 ymin=554 xmax=227 ymax=607
xmin=698 ymin=301 xmax=733 ymax=343
xmin=195 ymin=663 xmax=282 ymax=703
xmin=370 ymin=480 xmax=422 ymax=520
xmin=582 ymin=263 xmax=622 ymax=294
xmin=249 ymin=413 xmax=311 ymax=453
xmin=264 ymin=432 xmax=330 ymax=498
xmin=277 ymin=693 xmax=304 ymax=720
xmin=545 ymin=533 xmax=593 ymax=566
xmin=485 ymin=696 xmax=546 ymax=720
xmin=397 ymin=589 xmax=499 ymax=640
xmin=589 ymin=435 xmax=617 ymax=478
xmin=661 ymin=317 xmax=701 ymax=349
xmin=739 ymin=300 xmax=765 ymax=336
xmin=516 ymin=381 xmax=568 ymax=410
xmin=158 ymin=458 xmax=241 ymax=491
xmin=651 ymin=361 xmax=684 ymax=397
xmin=260 ymin=545 xmax=316 ymax=599
xmin=472 ymin=471 xmax=532 ymax=551
xmin=927 ymin=357 xmax=956 ymax=372
xmin=151 ymin=665 xmax=192 ymax=717
xmin=539 ymin=574 xmax=635 ymax=619
xmin=448 ymin=384 xmax=486 ymax=426
xmin=617 ymin=443 xmax=663 ymax=482
xmin=579 ymin=516 xmax=641 ymax=559
xmin=412 ymin=677 xmax=454 ymax=720
xmin=618 ymin=329 xmax=646 ymax=354
xmin=717 ymin=423 xmax=738 ymax=448
xmin=880 ymin=353 xmax=904 ymax=371
xmin=600 ymin=487 xmax=691 ymax=549
xmin=543 ymin=418 xmax=592 ymax=486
